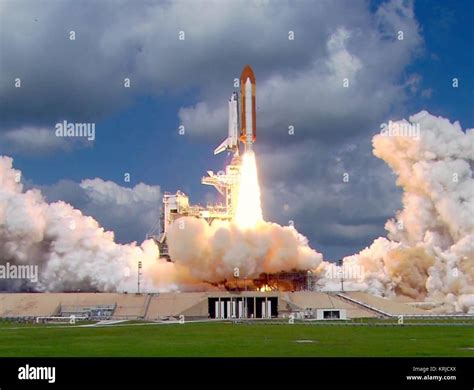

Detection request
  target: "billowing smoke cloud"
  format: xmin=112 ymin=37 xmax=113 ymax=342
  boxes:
xmin=318 ymin=111 xmax=474 ymax=312
xmin=166 ymin=217 xmax=322 ymax=282
xmin=0 ymin=156 xmax=321 ymax=292
xmin=0 ymin=156 xmax=176 ymax=292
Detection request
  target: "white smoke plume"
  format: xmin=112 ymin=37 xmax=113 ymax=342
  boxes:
xmin=166 ymin=217 xmax=322 ymax=283
xmin=0 ymin=156 xmax=177 ymax=292
xmin=0 ymin=155 xmax=322 ymax=292
xmin=318 ymin=111 xmax=474 ymax=312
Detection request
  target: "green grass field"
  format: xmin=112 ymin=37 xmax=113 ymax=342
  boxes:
xmin=1 ymin=321 xmax=473 ymax=357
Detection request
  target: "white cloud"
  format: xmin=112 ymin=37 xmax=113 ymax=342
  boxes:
xmin=36 ymin=178 xmax=161 ymax=244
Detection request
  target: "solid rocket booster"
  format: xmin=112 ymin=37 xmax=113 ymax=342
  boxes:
xmin=240 ymin=65 xmax=256 ymax=151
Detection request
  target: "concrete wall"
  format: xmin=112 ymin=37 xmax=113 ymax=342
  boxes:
xmin=0 ymin=291 xmax=427 ymax=319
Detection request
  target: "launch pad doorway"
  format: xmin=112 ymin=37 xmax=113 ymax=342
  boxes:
xmin=208 ymin=296 xmax=277 ymax=319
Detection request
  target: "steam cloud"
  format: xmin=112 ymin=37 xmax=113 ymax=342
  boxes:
xmin=0 ymin=156 xmax=321 ymax=292
xmin=166 ymin=218 xmax=322 ymax=282
xmin=0 ymin=156 xmax=174 ymax=292
xmin=318 ymin=111 xmax=474 ymax=312
xmin=0 ymin=111 xmax=472 ymax=312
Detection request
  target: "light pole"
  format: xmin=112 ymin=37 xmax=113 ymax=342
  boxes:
xmin=137 ymin=260 xmax=142 ymax=294
xmin=338 ymin=259 xmax=344 ymax=292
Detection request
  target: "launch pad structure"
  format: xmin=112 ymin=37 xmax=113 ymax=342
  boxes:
xmin=157 ymin=151 xmax=241 ymax=259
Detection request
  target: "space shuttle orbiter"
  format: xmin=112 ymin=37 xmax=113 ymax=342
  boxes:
xmin=214 ymin=92 xmax=239 ymax=155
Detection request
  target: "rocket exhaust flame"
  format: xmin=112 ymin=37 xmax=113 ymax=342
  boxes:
xmin=234 ymin=151 xmax=263 ymax=229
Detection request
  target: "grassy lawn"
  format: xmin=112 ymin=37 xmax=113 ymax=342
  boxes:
xmin=0 ymin=321 xmax=473 ymax=357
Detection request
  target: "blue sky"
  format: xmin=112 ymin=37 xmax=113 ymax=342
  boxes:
xmin=410 ymin=0 xmax=473 ymax=123
xmin=1 ymin=0 xmax=472 ymax=260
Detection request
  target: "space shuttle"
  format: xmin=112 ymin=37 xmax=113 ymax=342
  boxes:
xmin=214 ymin=65 xmax=256 ymax=155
